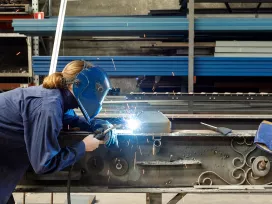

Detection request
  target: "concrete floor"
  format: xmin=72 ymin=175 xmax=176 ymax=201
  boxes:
xmin=13 ymin=193 xmax=272 ymax=204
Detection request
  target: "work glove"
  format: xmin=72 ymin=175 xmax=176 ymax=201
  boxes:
xmin=90 ymin=119 xmax=118 ymax=148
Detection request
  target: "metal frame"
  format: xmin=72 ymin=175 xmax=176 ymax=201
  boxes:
xmin=32 ymin=0 xmax=40 ymax=85
xmin=127 ymin=92 xmax=272 ymax=101
xmin=0 ymin=34 xmax=32 ymax=77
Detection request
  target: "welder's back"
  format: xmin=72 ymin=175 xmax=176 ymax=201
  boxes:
xmin=0 ymin=86 xmax=63 ymax=203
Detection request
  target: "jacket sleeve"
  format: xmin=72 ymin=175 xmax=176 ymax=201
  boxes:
xmin=63 ymin=109 xmax=92 ymax=131
xmin=63 ymin=109 xmax=112 ymax=133
xmin=24 ymin=108 xmax=85 ymax=174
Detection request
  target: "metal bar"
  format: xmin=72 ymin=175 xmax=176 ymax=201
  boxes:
xmin=167 ymin=193 xmax=187 ymax=204
xmin=51 ymin=193 xmax=53 ymax=204
xmin=255 ymin=2 xmax=262 ymax=17
xmin=188 ymin=0 xmax=194 ymax=93
xmin=95 ymin=113 xmax=272 ymax=119
xmin=49 ymin=0 xmax=67 ymax=75
xmin=60 ymin=129 xmax=257 ymax=137
xmin=48 ymin=0 xmax=52 ymax=16
xmin=32 ymin=0 xmax=39 ymax=56
xmin=40 ymin=37 xmax=48 ymax=55
xmin=136 ymin=160 xmax=201 ymax=166
xmin=23 ymin=192 xmax=26 ymax=204
xmin=224 ymin=3 xmax=232 ymax=13
xmin=146 ymin=193 xmax=162 ymax=204
xmin=41 ymin=0 xmax=49 ymax=12
xmin=15 ymin=186 xmax=272 ymax=193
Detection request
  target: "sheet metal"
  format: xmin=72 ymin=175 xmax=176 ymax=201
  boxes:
xmin=33 ymin=56 xmax=272 ymax=76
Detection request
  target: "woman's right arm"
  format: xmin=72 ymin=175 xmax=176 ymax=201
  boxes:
xmin=23 ymin=107 xmax=90 ymax=174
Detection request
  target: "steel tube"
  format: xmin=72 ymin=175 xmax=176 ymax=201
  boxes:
xmin=49 ymin=0 xmax=67 ymax=75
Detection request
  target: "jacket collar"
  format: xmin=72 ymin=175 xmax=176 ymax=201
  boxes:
xmin=61 ymin=89 xmax=78 ymax=112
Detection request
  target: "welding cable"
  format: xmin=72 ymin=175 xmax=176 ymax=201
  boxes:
xmin=67 ymin=148 xmax=77 ymax=204
xmin=67 ymin=164 xmax=74 ymax=204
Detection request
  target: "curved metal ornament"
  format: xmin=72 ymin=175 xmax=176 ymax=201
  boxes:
xmin=197 ymin=137 xmax=272 ymax=186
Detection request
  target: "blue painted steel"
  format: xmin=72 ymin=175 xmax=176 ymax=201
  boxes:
xmin=33 ymin=56 xmax=272 ymax=76
xmin=12 ymin=17 xmax=272 ymax=36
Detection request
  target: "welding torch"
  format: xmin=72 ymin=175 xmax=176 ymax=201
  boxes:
xmin=94 ymin=124 xmax=122 ymax=147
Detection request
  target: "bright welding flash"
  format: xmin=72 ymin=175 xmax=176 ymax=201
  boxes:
xmin=126 ymin=119 xmax=141 ymax=131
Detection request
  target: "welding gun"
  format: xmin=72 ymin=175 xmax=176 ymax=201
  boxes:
xmin=94 ymin=124 xmax=120 ymax=148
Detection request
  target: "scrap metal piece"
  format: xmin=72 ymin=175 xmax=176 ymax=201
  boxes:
xmin=134 ymin=111 xmax=171 ymax=134
xmin=200 ymin=122 xmax=232 ymax=135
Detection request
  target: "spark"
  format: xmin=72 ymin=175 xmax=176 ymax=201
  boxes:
xmin=16 ymin=9 xmax=20 ymax=12
xmin=172 ymin=72 xmax=175 ymax=76
xmin=111 ymin=58 xmax=116 ymax=71
xmin=16 ymin=52 xmax=21 ymax=56
xmin=127 ymin=139 xmax=130 ymax=146
xmin=134 ymin=152 xmax=137 ymax=169
xmin=139 ymin=146 xmax=142 ymax=155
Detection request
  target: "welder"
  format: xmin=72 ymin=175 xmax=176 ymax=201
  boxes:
xmin=0 ymin=60 xmax=118 ymax=204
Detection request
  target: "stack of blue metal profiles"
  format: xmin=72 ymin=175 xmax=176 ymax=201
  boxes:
xmin=33 ymin=56 xmax=272 ymax=76
xmin=12 ymin=17 xmax=272 ymax=36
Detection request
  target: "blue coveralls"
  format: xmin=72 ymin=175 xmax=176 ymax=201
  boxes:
xmin=0 ymin=86 xmax=92 ymax=203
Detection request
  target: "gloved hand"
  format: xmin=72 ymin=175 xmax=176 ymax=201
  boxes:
xmin=90 ymin=119 xmax=118 ymax=148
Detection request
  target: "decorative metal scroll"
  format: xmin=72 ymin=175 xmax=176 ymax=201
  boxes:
xmin=197 ymin=137 xmax=272 ymax=185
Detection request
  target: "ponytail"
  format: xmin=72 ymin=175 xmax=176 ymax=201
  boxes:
xmin=43 ymin=72 xmax=65 ymax=89
xmin=43 ymin=60 xmax=93 ymax=89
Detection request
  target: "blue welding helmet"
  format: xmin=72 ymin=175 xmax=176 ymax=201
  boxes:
xmin=72 ymin=62 xmax=111 ymax=123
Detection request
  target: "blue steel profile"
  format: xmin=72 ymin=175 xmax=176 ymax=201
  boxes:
xmin=33 ymin=56 xmax=272 ymax=76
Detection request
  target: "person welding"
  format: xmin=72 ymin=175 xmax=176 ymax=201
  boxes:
xmin=0 ymin=60 xmax=118 ymax=204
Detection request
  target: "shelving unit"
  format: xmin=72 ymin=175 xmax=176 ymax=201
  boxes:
xmin=11 ymin=0 xmax=272 ymax=93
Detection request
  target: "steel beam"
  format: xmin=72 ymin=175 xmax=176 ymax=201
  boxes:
xmin=188 ymin=0 xmax=194 ymax=93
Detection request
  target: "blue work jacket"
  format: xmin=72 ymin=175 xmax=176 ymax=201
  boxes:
xmin=0 ymin=86 xmax=91 ymax=203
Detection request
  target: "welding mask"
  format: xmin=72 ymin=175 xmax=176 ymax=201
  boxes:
xmin=72 ymin=61 xmax=111 ymax=123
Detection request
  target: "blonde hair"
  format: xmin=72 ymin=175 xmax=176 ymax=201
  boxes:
xmin=43 ymin=60 xmax=92 ymax=89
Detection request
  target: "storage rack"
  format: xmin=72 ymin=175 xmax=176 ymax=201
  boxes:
xmin=12 ymin=0 xmax=272 ymax=92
